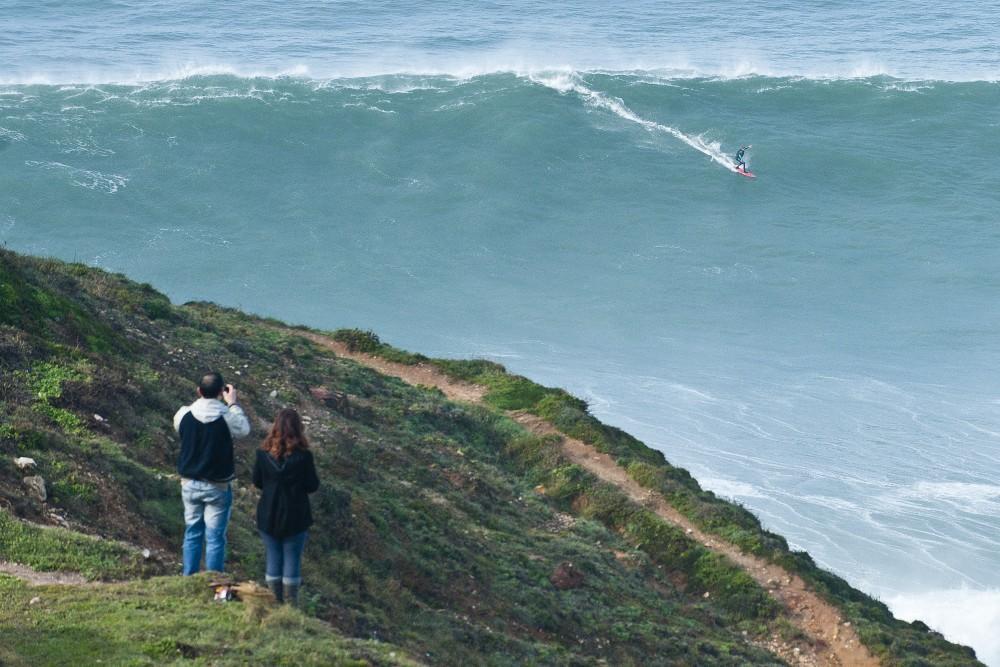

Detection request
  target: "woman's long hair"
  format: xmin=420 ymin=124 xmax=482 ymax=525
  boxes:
xmin=262 ymin=408 xmax=310 ymax=460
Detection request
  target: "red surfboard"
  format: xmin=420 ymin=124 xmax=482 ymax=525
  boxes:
xmin=736 ymin=168 xmax=755 ymax=179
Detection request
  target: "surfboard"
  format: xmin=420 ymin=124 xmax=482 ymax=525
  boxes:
xmin=736 ymin=168 xmax=755 ymax=179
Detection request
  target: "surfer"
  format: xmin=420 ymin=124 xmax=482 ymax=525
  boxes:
xmin=734 ymin=145 xmax=751 ymax=172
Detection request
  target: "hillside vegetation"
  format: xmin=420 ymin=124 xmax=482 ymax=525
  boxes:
xmin=0 ymin=249 xmax=980 ymax=666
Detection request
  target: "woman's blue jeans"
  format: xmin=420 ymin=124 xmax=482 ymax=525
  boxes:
xmin=260 ymin=530 xmax=308 ymax=585
xmin=181 ymin=480 xmax=233 ymax=575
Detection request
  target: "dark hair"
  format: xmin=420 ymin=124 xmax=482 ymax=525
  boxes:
xmin=262 ymin=408 xmax=310 ymax=460
xmin=199 ymin=372 xmax=225 ymax=399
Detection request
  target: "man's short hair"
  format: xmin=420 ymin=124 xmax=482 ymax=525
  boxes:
xmin=199 ymin=372 xmax=225 ymax=399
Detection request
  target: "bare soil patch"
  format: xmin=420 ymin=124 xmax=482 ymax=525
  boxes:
xmin=0 ymin=561 xmax=88 ymax=586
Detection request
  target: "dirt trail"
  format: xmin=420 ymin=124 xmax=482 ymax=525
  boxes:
xmin=307 ymin=331 xmax=879 ymax=667
xmin=0 ymin=561 xmax=88 ymax=586
xmin=305 ymin=334 xmax=487 ymax=404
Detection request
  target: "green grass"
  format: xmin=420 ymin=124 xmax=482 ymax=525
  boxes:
xmin=15 ymin=360 xmax=93 ymax=436
xmin=0 ymin=423 xmax=16 ymax=441
xmin=0 ymin=574 xmax=418 ymax=666
xmin=21 ymin=360 xmax=88 ymax=403
xmin=0 ymin=509 xmax=149 ymax=580
xmin=0 ymin=257 xmax=121 ymax=354
xmin=505 ymin=434 xmax=778 ymax=623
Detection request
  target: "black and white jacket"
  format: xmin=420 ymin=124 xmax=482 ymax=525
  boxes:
xmin=173 ymin=398 xmax=251 ymax=483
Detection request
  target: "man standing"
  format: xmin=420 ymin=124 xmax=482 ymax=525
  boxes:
xmin=734 ymin=144 xmax=752 ymax=173
xmin=173 ymin=372 xmax=251 ymax=575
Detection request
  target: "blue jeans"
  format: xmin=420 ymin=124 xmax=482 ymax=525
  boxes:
xmin=260 ymin=530 xmax=308 ymax=585
xmin=181 ymin=480 xmax=233 ymax=575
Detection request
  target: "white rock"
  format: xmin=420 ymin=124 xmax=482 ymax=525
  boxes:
xmin=93 ymin=414 xmax=105 ymax=422
xmin=14 ymin=457 xmax=36 ymax=470
xmin=142 ymin=548 xmax=151 ymax=559
xmin=29 ymin=597 xmax=41 ymax=605
xmin=269 ymin=389 xmax=278 ymax=398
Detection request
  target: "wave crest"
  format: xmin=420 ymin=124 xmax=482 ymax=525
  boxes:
xmin=1 ymin=60 xmax=995 ymax=87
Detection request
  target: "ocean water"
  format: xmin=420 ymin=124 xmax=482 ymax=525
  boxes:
xmin=3 ymin=1 xmax=1000 ymax=662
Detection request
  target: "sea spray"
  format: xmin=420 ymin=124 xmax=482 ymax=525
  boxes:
xmin=528 ymin=71 xmax=738 ymax=171
xmin=889 ymin=589 xmax=1000 ymax=666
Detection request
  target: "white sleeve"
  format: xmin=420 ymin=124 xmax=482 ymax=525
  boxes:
xmin=224 ymin=405 xmax=251 ymax=439
xmin=173 ymin=406 xmax=191 ymax=433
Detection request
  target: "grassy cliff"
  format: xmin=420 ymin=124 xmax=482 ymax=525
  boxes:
xmin=331 ymin=330 xmax=987 ymax=666
xmin=0 ymin=248 xmax=980 ymax=666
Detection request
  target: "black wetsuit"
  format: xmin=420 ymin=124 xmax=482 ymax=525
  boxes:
xmin=735 ymin=147 xmax=747 ymax=170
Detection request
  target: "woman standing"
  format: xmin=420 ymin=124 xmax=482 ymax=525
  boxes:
xmin=253 ymin=408 xmax=320 ymax=605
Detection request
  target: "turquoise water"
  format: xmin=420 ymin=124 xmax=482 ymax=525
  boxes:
xmin=3 ymin=1 xmax=1000 ymax=661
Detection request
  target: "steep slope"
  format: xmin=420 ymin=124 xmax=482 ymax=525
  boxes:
xmin=321 ymin=330 xmax=984 ymax=667
xmin=0 ymin=249 xmax=981 ymax=666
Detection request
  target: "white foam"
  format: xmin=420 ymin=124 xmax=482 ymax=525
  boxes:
xmin=342 ymin=102 xmax=396 ymax=114
xmin=842 ymin=61 xmax=892 ymax=79
xmin=915 ymin=481 xmax=1000 ymax=501
xmin=799 ymin=494 xmax=864 ymax=513
xmin=57 ymin=138 xmax=115 ymax=157
xmin=435 ymin=100 xmax=475 ymax=111
xmin=666 ymin=383 xmax=718 ymax=402
xmin=700 ymin=477 xmax=766 ymax=499
xmin=880 ymin=82 xmax=936 ymax=93
xmin=0 ymin=62 xmax=313 ymax=86
xmin=888 ymin=588 xmax=1000 ymax=666
xmin=754 ymin=85 xmax=793 ymax=94
xmin=24 ymin=160 xmax=128 ymax=194
xmin=0 ymin=58 xmax=993 ymax=86
xmin=528 ymin=71 xmax=738 ymax=172
xmin=312 ymin=76 xmax=457 ymax=94
xmin=885 ymin=481 xmax=1000 ymax=513
xmin=0 ymin=127 xmax=26 ymax=142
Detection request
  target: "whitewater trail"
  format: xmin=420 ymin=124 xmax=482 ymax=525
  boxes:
xmin=528 ymin=72 xmax=738 ymax=172
xmin=304 ymin=330 xmax=878 ymax=667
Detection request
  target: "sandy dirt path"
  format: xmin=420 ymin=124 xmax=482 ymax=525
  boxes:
xmin=307 ymin=331 xmax=879 ymax=667
xmin=0 ymin=561 xmax=88 ymax=586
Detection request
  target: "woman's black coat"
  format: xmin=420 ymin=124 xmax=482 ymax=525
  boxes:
xmin=252 ymin=449 xmax=320 ymax=537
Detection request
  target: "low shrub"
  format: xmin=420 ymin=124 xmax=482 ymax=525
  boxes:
xmin=332 ymin=329 xmax=384 ymax=353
